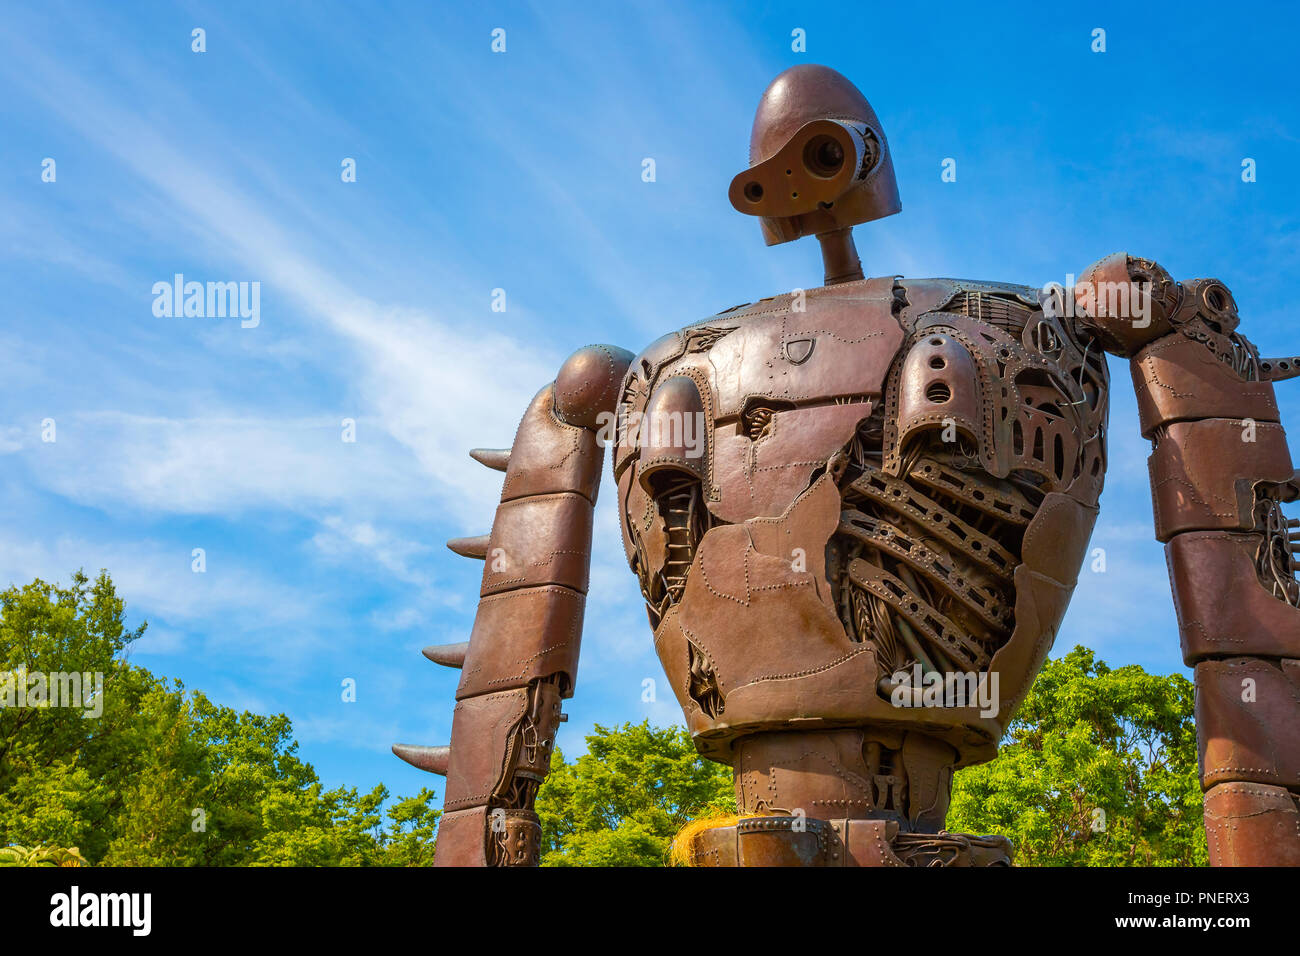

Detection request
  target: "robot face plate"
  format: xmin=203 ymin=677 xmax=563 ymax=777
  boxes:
xmin=732 ymin=64 xmax=901 ymax=245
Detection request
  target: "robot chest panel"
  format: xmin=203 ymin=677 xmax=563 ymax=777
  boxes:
xmin=703 ymin=275 xmax=906 ymax=418
xmin=618 ymin=277 xmax=908 ymax=525
xmin=618 ymin=275 xmax=1111 ymax=539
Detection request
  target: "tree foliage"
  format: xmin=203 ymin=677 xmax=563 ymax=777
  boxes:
xmin=1 ymin=571 xmax=1206 ymax=868
xmin=0 ymin=844 xmax=85 ymax=866
xmin=536 ymin=721 xmax=735 ymax=866
xmin=0 ymin=571 xmax=438 ymax=866
xmin=947 ymin=645 xmax=1206 ymax=866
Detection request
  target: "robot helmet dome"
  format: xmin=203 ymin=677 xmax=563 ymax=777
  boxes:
xmin=730 ymin=64 xmax=902 ymax=246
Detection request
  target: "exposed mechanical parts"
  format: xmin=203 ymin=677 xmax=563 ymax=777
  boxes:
xmin=686 ymin=813 xmax=1012 ymax=867
xmin=685 ymin=728 xmax=1011 ymax=866
xmin=826 ymin=276 xmax=1106 ymax=705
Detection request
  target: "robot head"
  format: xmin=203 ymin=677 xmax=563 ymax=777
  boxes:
xmin=729 ymin=64 xmax=901 ymax=246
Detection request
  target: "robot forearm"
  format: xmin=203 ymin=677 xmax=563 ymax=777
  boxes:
xmin=394 ymin=345 xmax=632 ymax=866
xmin=1076 ymin=253 xmax=1300 ymax=865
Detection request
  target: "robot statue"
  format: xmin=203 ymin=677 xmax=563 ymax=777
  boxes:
xmin=394 ymin=65 xmax=1300 ymax=867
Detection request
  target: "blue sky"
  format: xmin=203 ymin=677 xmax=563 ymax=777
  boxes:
xmin=2 ymin=0 xmax=1297 ymax=805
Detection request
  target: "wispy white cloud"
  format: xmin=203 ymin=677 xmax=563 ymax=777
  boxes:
xmin=0 ymin=529 xmax=318 ymax=648
xmin=3 ymin=32 xmax=563 ymax=530
xmin=311 ymin=515 xmax=435 ymax=591
xmin=31 ymin=411 xmax=427 ymax=517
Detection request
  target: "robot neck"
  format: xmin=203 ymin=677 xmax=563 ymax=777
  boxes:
xmin=817 ymin=227 xmax=865 ymax=285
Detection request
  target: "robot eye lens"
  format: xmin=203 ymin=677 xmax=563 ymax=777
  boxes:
xmin=803 ymin=136 xmax=844 ymax=177
xmin=743 ymin=182 xmax=764 ymax=202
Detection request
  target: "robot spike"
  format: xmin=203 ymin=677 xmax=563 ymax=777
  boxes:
xmin=391 ymin=743 xmax=450 ymax=775
xmin=422 ymin=642 xmax=469 ymax=668
xmin=469 ymin=447 xmax=511 ymax=472
xmin=446 ymin=535 xmax=490 ymax=559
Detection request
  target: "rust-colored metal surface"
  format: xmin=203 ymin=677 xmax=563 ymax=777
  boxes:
xmin=1079 ymin=252 xmax=1300 ymax=866
xmin=394 ymin=344 xmax=633 ymax=866
xmin=398 ymin=65 xmax=1300 ymax=866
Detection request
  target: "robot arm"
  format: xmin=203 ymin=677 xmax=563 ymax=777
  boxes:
xmin=1074 ymin=253 xmax=1300 ymax=865
xmin=393 ymin=344 xmax=633 ymax=866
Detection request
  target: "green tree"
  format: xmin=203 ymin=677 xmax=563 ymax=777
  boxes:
xmin=536 ymin=721 xmax=735 ymax=866
xmin=947 ymin=645 xmax=1206 ymax=866
xmin=534 ymin=650 xmax=1205 ymax=867
xmin=3 ymin=572 xmax=1206 ymax=867
xmin=0 ymin=570 xmax=438 ymax=866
